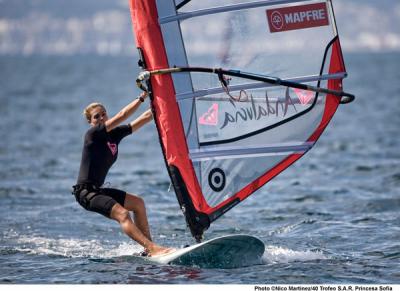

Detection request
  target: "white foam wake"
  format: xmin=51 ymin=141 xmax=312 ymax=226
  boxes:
xmin=13 ymin=234 xmax=142 ymax=259
xmin=8 ymin=230 xmax=328 ymax=264
xmin=262 ymin=245 xmax=328 ymax=264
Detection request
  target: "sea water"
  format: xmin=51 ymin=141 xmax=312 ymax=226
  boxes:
xmin=0 ymin=53 xmax=399 ymax=284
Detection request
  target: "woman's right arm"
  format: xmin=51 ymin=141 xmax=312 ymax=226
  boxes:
xmin=104 ymin=92 xmax=148 ymax=132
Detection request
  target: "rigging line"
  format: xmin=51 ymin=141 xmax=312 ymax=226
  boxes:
xmin=218 ymin=73 xmax=246 ymax=102
xmin=136 ymin=67 xmax=355 ymax=104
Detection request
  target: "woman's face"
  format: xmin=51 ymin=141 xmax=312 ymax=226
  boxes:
xmin=89 ymin=106 xmax=108 ymax=126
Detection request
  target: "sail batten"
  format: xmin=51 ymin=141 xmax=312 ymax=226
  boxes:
xmin=175 ymin=72 xmax=347 ymax=100
xmin=160 ymin=0 xmax=316 ymax=24
xmin=190 ymin=143 xmax=313 ymax=161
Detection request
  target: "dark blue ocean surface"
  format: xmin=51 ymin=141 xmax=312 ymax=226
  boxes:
xmin=0 ymin=53 xmax=399 ymax=284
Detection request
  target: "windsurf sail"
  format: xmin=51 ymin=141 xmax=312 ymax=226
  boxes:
xmin=129 ymin=0 xmax=354 ymax=242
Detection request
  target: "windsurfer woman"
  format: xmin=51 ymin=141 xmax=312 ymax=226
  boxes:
xmin=72 ymin=92 xmax=174 ymax=257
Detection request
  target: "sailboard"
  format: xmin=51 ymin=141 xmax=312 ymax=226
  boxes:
xmin=129 ymin=0 xmax=355 ymax=242
xmin=136 ymin=234 xmax=265 ymax=268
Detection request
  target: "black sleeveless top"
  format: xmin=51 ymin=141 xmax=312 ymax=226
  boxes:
xmin=76 ymin=124 xmax=132 ymax=186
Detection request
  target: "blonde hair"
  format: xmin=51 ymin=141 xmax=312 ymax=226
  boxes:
xmin=83 ymin=103 xmax=105 ymax=122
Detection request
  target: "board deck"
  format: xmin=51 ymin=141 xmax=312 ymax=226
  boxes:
xmin=138 ymin=234 xmax=265 ymax=269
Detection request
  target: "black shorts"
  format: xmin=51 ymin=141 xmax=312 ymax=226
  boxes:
xmin=73 ymin=184 xmax=126 ymax=218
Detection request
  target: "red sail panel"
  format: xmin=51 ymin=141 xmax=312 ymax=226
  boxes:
xmin=129 ymin=0 xmax=207 ymax=213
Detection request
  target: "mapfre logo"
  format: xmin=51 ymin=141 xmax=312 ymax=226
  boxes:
xmin=270 ymin=11 xmax=284 ymax=31
xmin=266 ymin=2 xmax=330 ymax=33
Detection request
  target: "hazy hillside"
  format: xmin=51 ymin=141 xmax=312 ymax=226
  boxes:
xmin=0 ymin=0 xmax=399 ymax=55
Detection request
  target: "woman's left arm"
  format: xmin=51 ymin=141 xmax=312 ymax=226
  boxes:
xmin=129 ymin=109 xmax=153 ymax=132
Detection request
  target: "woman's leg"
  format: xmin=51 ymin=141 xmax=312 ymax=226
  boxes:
xmin=123 ymin=193 xmax=152 ymax=241
xmin=109 ymin=203 xmax=152 ymax=248
xmin=110 ymin=203 xmax=174 ymax=256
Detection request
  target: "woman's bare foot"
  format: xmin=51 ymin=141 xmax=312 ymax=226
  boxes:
xmin=147 ymin=244 xmax=176 ymax=257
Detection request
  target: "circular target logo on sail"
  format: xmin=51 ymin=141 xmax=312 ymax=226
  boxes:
xmin=208 ymin=168 xmax=226 ymax=192
xmin=270 ymin=11 xmax=284 ymax=30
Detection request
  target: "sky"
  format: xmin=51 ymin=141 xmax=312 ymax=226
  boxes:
xmin=0 ymin=0 xmax=399 ymax=55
